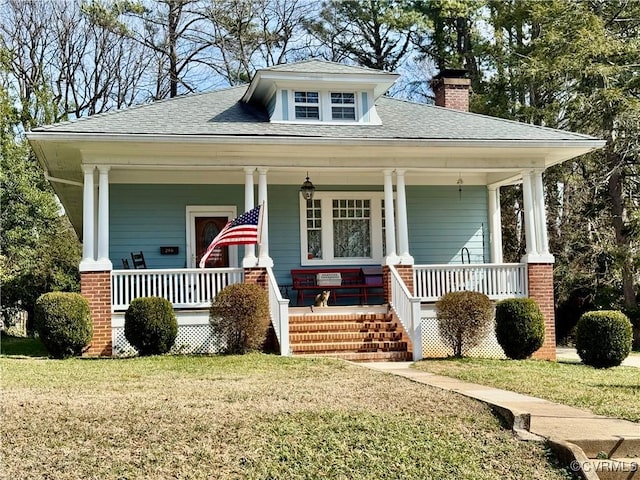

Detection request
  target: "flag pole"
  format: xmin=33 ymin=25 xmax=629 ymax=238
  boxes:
xmin=256 ymin=201 xmax=265 ymax=266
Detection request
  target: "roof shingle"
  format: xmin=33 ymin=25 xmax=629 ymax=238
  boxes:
xmin=33 ymin=85 xmax=596 ymax=142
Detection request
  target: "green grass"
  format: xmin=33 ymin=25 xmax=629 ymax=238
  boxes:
xmin=0 ymin=333 xmax=48 ymax=357
xmin=413 ymin=358 xmax=640 ymax=422
xmin=0 ymin=354 xmax=575 ymax=480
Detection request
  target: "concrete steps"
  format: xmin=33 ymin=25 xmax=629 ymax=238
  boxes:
xmin=289 ymin=307 xmax=412 ymax=362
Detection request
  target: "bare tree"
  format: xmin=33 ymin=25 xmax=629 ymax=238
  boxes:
xmin=199 ymin=0 xmax=315 ymax=85
xmin=1 ymin=0 xmax=149 ymax=127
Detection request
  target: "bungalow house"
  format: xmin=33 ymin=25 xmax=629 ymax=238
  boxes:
xmin=27 ymin=60 xmax=604 ymax=360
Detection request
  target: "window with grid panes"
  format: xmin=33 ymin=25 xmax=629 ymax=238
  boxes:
xmin=305 ymin=199 xmax=322 ymax=259
xmin=331 ymin=92 xmax=356 ymax=120
xmin=333 ymin=199 xmax=370 ymax=257
xmin=294 ymin=91 xmax=319 ymax=120
xmin=300 ymin=192 xmax=385 ymax=265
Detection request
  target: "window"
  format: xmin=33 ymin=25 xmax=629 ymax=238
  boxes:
xmin=294 ymin=91 xmax=319 ymax=120
xmin=300 ymin=192 xmax=384 ymax=265
xmin=288 ymin=91 xmax=359 ymax=122
xmin=331 ymin=92 xmax=356 ymax=120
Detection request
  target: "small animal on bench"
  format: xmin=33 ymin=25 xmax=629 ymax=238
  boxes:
xmin=313 ymin=290 xmax=330 ymax=308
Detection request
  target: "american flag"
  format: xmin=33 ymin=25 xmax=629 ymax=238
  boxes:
xmin=199 ymin=204 xmax=263 ymax=268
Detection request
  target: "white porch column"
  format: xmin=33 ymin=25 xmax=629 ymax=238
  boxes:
xmin=79 ymin=166 xmax=96 ymax=272
xmin=488 ymin=186 xmax=503 ymax=263
xmin=383 ymin=169 xmax=400 ymax=265
xmin=521 ymin=170 xmax=538 ymax=260
xmin=533 ymin=170 xmax=554 ymax=262
xmin=95 ymin=166 xmax=113 ymax=270
xmin=395 ymin=169 xmax=413 ymax=264
xmin=242 ymin=167 xmax=258 ymax=268
xmin=257 ymin=168 xmax=273 ymax=267
xmin=533 ymin=170 xmax=550 ymax=255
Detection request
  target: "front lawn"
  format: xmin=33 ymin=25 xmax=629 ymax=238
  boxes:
xmin=0 ymin=333 xmax=48 ymax=357
xmin=413 ymin=358 xmax=640 ymax=422
xmin=0 ymin=354 xmax=573 ymax=479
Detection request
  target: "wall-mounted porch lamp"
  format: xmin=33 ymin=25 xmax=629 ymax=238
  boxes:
xmin=300 ymin=172 xmax=316 ymax=200
xmin=457 ymin=176 xmax=463 ymax=200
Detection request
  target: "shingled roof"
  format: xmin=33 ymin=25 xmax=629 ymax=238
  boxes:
xmin=33 ymin=84 xmax=596 ymax=143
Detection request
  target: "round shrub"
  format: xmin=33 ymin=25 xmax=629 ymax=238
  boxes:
xmin=35 ymin=292 xmax=92 ymax=359
xmin=435 ymin=291 xmax=493 ymax=357
xmin=124 ymin=297 xmax=177 ymax=356
xmin=575 ymin=310 xmax=632 ymax=368
xmin=210 ymin=283 xmax=270 ymax=354
xmin=495 ymin=298 xmax=545 ymax=359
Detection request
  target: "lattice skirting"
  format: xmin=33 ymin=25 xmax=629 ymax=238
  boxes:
xmin=419 ymin=308 xmax=506 ymax=359
xmin=112 ymin=311 xmax=226 ymax=356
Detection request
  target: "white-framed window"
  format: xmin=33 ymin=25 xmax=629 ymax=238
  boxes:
xmin=289 ymin=90 xmax=359 ymax=123
xmin=294 ymin=91 xmax=319 ymax=120
xmin=331 ymin=92 xmax=356 ymax=120
xmin=300 ymin=192 xmax=385 ymax=266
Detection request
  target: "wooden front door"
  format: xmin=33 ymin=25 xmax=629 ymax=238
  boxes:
xmin=195 ymin=216 xmax=229 ymax=268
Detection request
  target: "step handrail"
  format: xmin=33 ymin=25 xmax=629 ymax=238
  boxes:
xmin=388 ymin=265 xmax=422 ymax=361
xmin=266 ymin=267 xmax=290 ymax=356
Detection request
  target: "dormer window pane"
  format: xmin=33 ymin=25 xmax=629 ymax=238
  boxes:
xmin=331 ymin=92 xmax=356 ymax=120
xmin=294 ymin=91 xmax=319 ymax=120
xmin=331 ymin=93 xmax=354 ymax=104
xmin=295 ymin=91 xmax=318 ymax=103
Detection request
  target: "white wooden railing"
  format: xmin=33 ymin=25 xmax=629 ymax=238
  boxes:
xmin=111 ymin=268 xmax=244 ymax=310
xmin=266 ymin=267 xmax=290 ymax=356
xmin=413 ymin=263 xmax=527 ymax=302
xmin=389 ymin=265 xmax=423 ymax=361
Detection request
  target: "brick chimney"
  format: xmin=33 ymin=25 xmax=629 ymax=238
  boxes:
xmin=431 ymin=69 xmax=471 ymax=112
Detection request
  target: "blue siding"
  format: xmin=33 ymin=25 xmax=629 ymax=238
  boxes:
xmin=110 ymin=183 xmax=489 ymax=282
xmin=281 ymin=90 xmax=288 ymax=120
xmin=407 ymin=186 xmax=489 ymax=265
xmin=362 ymin=92 xmax=369 ymax=122
xmin=110 ymin=184 xmax=243 ymax=269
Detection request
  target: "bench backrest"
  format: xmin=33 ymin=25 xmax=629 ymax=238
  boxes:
xmin=291 ymin=268 xmax=364 ymax=287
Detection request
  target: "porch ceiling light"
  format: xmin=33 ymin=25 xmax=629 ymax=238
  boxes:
xmin=300 ymin=172 xmax=315 ymax=200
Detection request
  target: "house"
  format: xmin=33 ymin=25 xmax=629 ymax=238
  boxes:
xmin=27 ymin=60 xmax=604 ymax=360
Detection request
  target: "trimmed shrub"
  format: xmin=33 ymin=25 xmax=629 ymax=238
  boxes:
xmin=435 ymin=291 xmax=493 ymax=357
xmin=124 ymin=297 xmax=177 ymax=356
xmin=495 ymin=298 xmax=545 ymax=359
xmin=210 ymin=283 xmax=270 ymax=354
xmin=575 ymin=310 xmax=632 ymax=368
xmin=34 ymin=292 xmax=92 ymax=359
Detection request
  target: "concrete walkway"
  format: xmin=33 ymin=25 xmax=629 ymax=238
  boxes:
xmin=360 ymin=362 xmax=639 ymax=479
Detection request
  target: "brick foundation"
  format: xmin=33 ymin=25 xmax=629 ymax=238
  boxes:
xmin=243 ymin=267 xmax=268 ymax=289
xmin=527 ymin=263 xmax=557 ymax=361
xmin=383 ymin=265 xmax=414 ymax=304
xmin=81 ymin=271 xmax=112 ymax=357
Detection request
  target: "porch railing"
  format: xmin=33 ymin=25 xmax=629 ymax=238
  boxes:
xmin=413 ymin=263 xmax=528 ymax=302
xmin=388 ymin=265 xmax=422 ymax=361
xmin=111 ymin=268 xmax=244 ymax=311
xmin=266 ymin=267 xmax=290 ymax=356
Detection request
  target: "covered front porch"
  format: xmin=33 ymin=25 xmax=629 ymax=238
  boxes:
xmin=107 ymin=261 xmax=531 ymax=359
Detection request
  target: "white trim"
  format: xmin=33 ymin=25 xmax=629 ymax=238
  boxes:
xmin=27 ymin=132 xmax=606 ymax=149
xmin=299 ymin=191 xmax=384 ymax=266
xmin=185 ymin=206 xmax=238 ymax=268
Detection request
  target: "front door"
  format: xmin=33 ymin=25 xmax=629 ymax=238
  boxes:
xmin=195 ymin=216 xmax=230 ymax=268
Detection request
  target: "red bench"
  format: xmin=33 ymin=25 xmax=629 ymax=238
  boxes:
xmin=291 ymin=267 xmax=383 ymax=306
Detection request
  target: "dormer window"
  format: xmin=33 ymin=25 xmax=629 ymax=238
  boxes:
xmin=294 ymin=91 xmax=319 ymax=120
xmin=331 ymin=92 xmax=356 ymax=120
